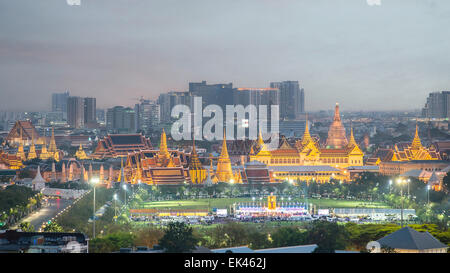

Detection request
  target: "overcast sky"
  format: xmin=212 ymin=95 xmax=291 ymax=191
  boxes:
xmin=0 ymin=0 xmax=449 ymax=112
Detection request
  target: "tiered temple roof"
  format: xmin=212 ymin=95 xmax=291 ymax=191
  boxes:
xmin=92 ymin=134 xmax=152 ymax=159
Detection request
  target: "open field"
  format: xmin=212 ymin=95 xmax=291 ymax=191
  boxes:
xmin=137 ymin=197 xmax=389 ymax=211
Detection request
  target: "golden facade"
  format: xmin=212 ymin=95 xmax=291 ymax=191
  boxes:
xmin=250 ymin=104 xmax=364 ymax=170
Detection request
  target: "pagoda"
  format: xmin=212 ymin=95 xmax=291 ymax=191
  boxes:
xmin=39 ymin=138 xmax=51 ymax=160
xmin=48 ymin=127 xmax=60 ymax=161
xmin=188 ymin=137 xmax=207 ymax=184
xmin=75 ymin=144 xmax=89 ymax=160
xmin=325 ymin=103 xmax=348 ymax=149
xmin=27 ymin=131 xmax=37 ymax=161
xmin=215 ymin=129 xmax=233 ymax=182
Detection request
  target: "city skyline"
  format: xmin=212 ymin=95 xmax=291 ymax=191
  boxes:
xmin=1 ymin=0 xmax=450 ymax=112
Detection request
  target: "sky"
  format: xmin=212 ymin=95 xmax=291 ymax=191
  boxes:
xmin=0 ymin=0 xmax=449 ymax=112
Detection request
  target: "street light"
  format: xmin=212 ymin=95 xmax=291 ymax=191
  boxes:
xmin=389 ymin=180 xmax=392 ymax=194
xmin=113 ymin=193 xmax=118 ymax=218
xmin=122 ymin=184 xmax=127 ymax=207
xmin=427 ymin=184 xmax=430 ymax=205
xmin=90 ymin=177 xmax=100 ymax=239
xmin=396 ymin=178 xmax=407 ymax=228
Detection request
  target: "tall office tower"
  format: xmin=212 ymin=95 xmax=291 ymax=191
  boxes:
xmin=51 ymin=91 xmax=70 ymax=118
xmin=270 ymin=81 xmax=304 ymax=120
xmin=158 ymin=91 xmax=192 ymax=122
xmin=422 ymin=91 xmax=450 ymax=119
xmin=232 ymin=87 xmax=280 ymax=138
xmin=67 ymin=96 xmax=85 ymax=129
xmin=83 ymin=97 xmax=97 ymax=127
xmin=106 ymin=106 xmax=136 ymax=133
xmin=135 ymin=99 xmax=160 ymax=133
xmin=96 ymin=109 xmax=105 ymax=123
xmin=189 ymin=81 xmax=234 ymax=109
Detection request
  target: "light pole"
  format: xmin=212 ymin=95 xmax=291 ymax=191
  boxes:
xmin=397 ymin=179 xmax=406 ymax=228
xmin=427 ymin=184 xmax=430 ymax=205
xmin=389 ymin=180 xmax=392 ymax=194
xmin=407 ymin=179 xmax=411 ymax=198
xmin=123 ymin=183 xmax=127 ymax=207
xmin=113 ymin=193 xmax=118 ymax=219
xmin=91 ymin=177 xmax=100 ymax=239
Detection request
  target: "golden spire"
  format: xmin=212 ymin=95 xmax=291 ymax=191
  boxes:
xmin=17 ymin=141 xmax=26 ymax=162
xmin=216 ymin=128 xmax=233 ymax=182
xmin=257 ymin=129 xmax=265 ymax=147
xmin=159 ymin=129 xmax=171 ymax=159
xmin=348 ymin=125 xmax=357 ymax=147
xmin=220 ymin=128 xmax=229 ymax=158
xmin=27 ymin=130 xmax=37 ymax=160
xmin=189 ymin=136 xmax=206 ymax=184
xmin=333 ymin=103 xmax=341 ymax=122
xmin=39 ymin=137 xmax=50 ymax=160
xmin=411 ymin=123 xmax=423 ymax=149
xmin=301 ymin=116 xmax=313 ymax=146
xmin=48 ymin=127 xmax=57 ymax=153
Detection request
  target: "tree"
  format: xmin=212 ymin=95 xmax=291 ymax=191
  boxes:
xmin=271 ymin=227 xmax=306 ymax=248
xmin=306 ymin=221 xmax=349 ymax=253
xmin=19 ymin=221 xmax=35 ymax=232
xmin=443 ymin=172 xmax=450 ymax=193
xmin=159 ymin=222 xmax=198 ymax=253
xmin=43 ymin=221 xmax=64 ymax=232
xmin=134 ymin=227 xmax=164 ymax=249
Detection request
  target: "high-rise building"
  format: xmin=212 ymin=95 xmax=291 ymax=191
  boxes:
xmin=83 ymin=97 xmax=97 ymax=127
xmin=67 ymin=96 xmax=85 ymax=129
xmin=422 ymin=91 xmax=450 ymax=119
xmin=270 ymin=81 xmax=304 ymax=120
xmin=51 ymin=91 xmax=70 ymax=118
xmin=189 ymin=81 xmax=234 ymax=109
xmin=135 ymin=99 xmax=160 ymax=133
xmin=158 ymin=91 xmax=192 ymax=122
xmin=106 ymin=106 xmax=136 ymax=133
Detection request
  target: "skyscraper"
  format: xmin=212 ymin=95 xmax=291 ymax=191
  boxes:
xmin=135 ymin=99 xmax=160 ymax=133
xmin=422 ymin=91 xmax=450 ymax=119
xmin=83 ymin=97 xmax=97 ymax=127
xmin=106 ymin=106 xmax=136 ymax=133
xmin=270 ymin=81 xmax=304 ymax=120
xmin=51 ymin=91 xmax=70 ymax=118
xmin=67 ymin=96 xmax=85 ymax=129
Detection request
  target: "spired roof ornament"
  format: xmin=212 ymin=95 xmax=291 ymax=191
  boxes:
xmin=301 ymin=117 xmax=314 ymax=146
xmin=411 ymin=123 xmax=423 ymax=150
xmin=215 ymin=128 xmax=233 ymax=182
xmin=256 ymin=129 xmax=271 ymax=156
xmin=27 ymin=131 xmax=37 ymax=160
xmin=32 ymin=166 xmax=46 ymax=183
xmin=325 ymin=103 xmax=348 ymax=149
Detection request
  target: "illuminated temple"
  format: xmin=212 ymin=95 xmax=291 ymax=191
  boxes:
xmin=367 ymin=124 xmax=441 ymax=165
xmin=3 ymin=122 xmax=60 ymax=164
xmin=91 ymin=134 xmax=152 ymax=159
xmin=249 ymin=103 xmax=364 ymax=170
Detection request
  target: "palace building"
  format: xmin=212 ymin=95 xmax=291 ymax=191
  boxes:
xmin=367 ymin=124 xmax=441 ymax=165
xmin=249 ymin=104 xmax=364 ymax=173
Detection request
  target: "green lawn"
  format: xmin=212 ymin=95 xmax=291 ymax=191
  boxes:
xmin=136 ymin=197 xmax=389 ymax=211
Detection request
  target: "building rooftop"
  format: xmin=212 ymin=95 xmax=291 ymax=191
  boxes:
xmin=377 ymin=227 xmax=448 ymax=250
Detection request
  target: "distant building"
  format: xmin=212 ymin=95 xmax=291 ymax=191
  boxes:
xmin=189 ymin=81 xmax=234 ymax=110
xmin=134 ymin=99 xmax=160 ymax=133
xmin=106 ymin=106 xmax=136 ymax=133
xmin=422 ymin=91 xmax=450 ymax=119
xmin=67 ymin=96 xmax=85 ymax=129
xmin=158 ymin=91 xmax=192 ymax=122
xmin=270 ymin=81 xmax=304 ymax=120
xmin=51 ymin=91 xmax=70 ymax=118
xmin=83 ymin=97 xmax=97 ymax=128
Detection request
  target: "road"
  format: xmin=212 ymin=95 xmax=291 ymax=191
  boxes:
xmin=14 ymin=198 xmax=75 ymax=230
